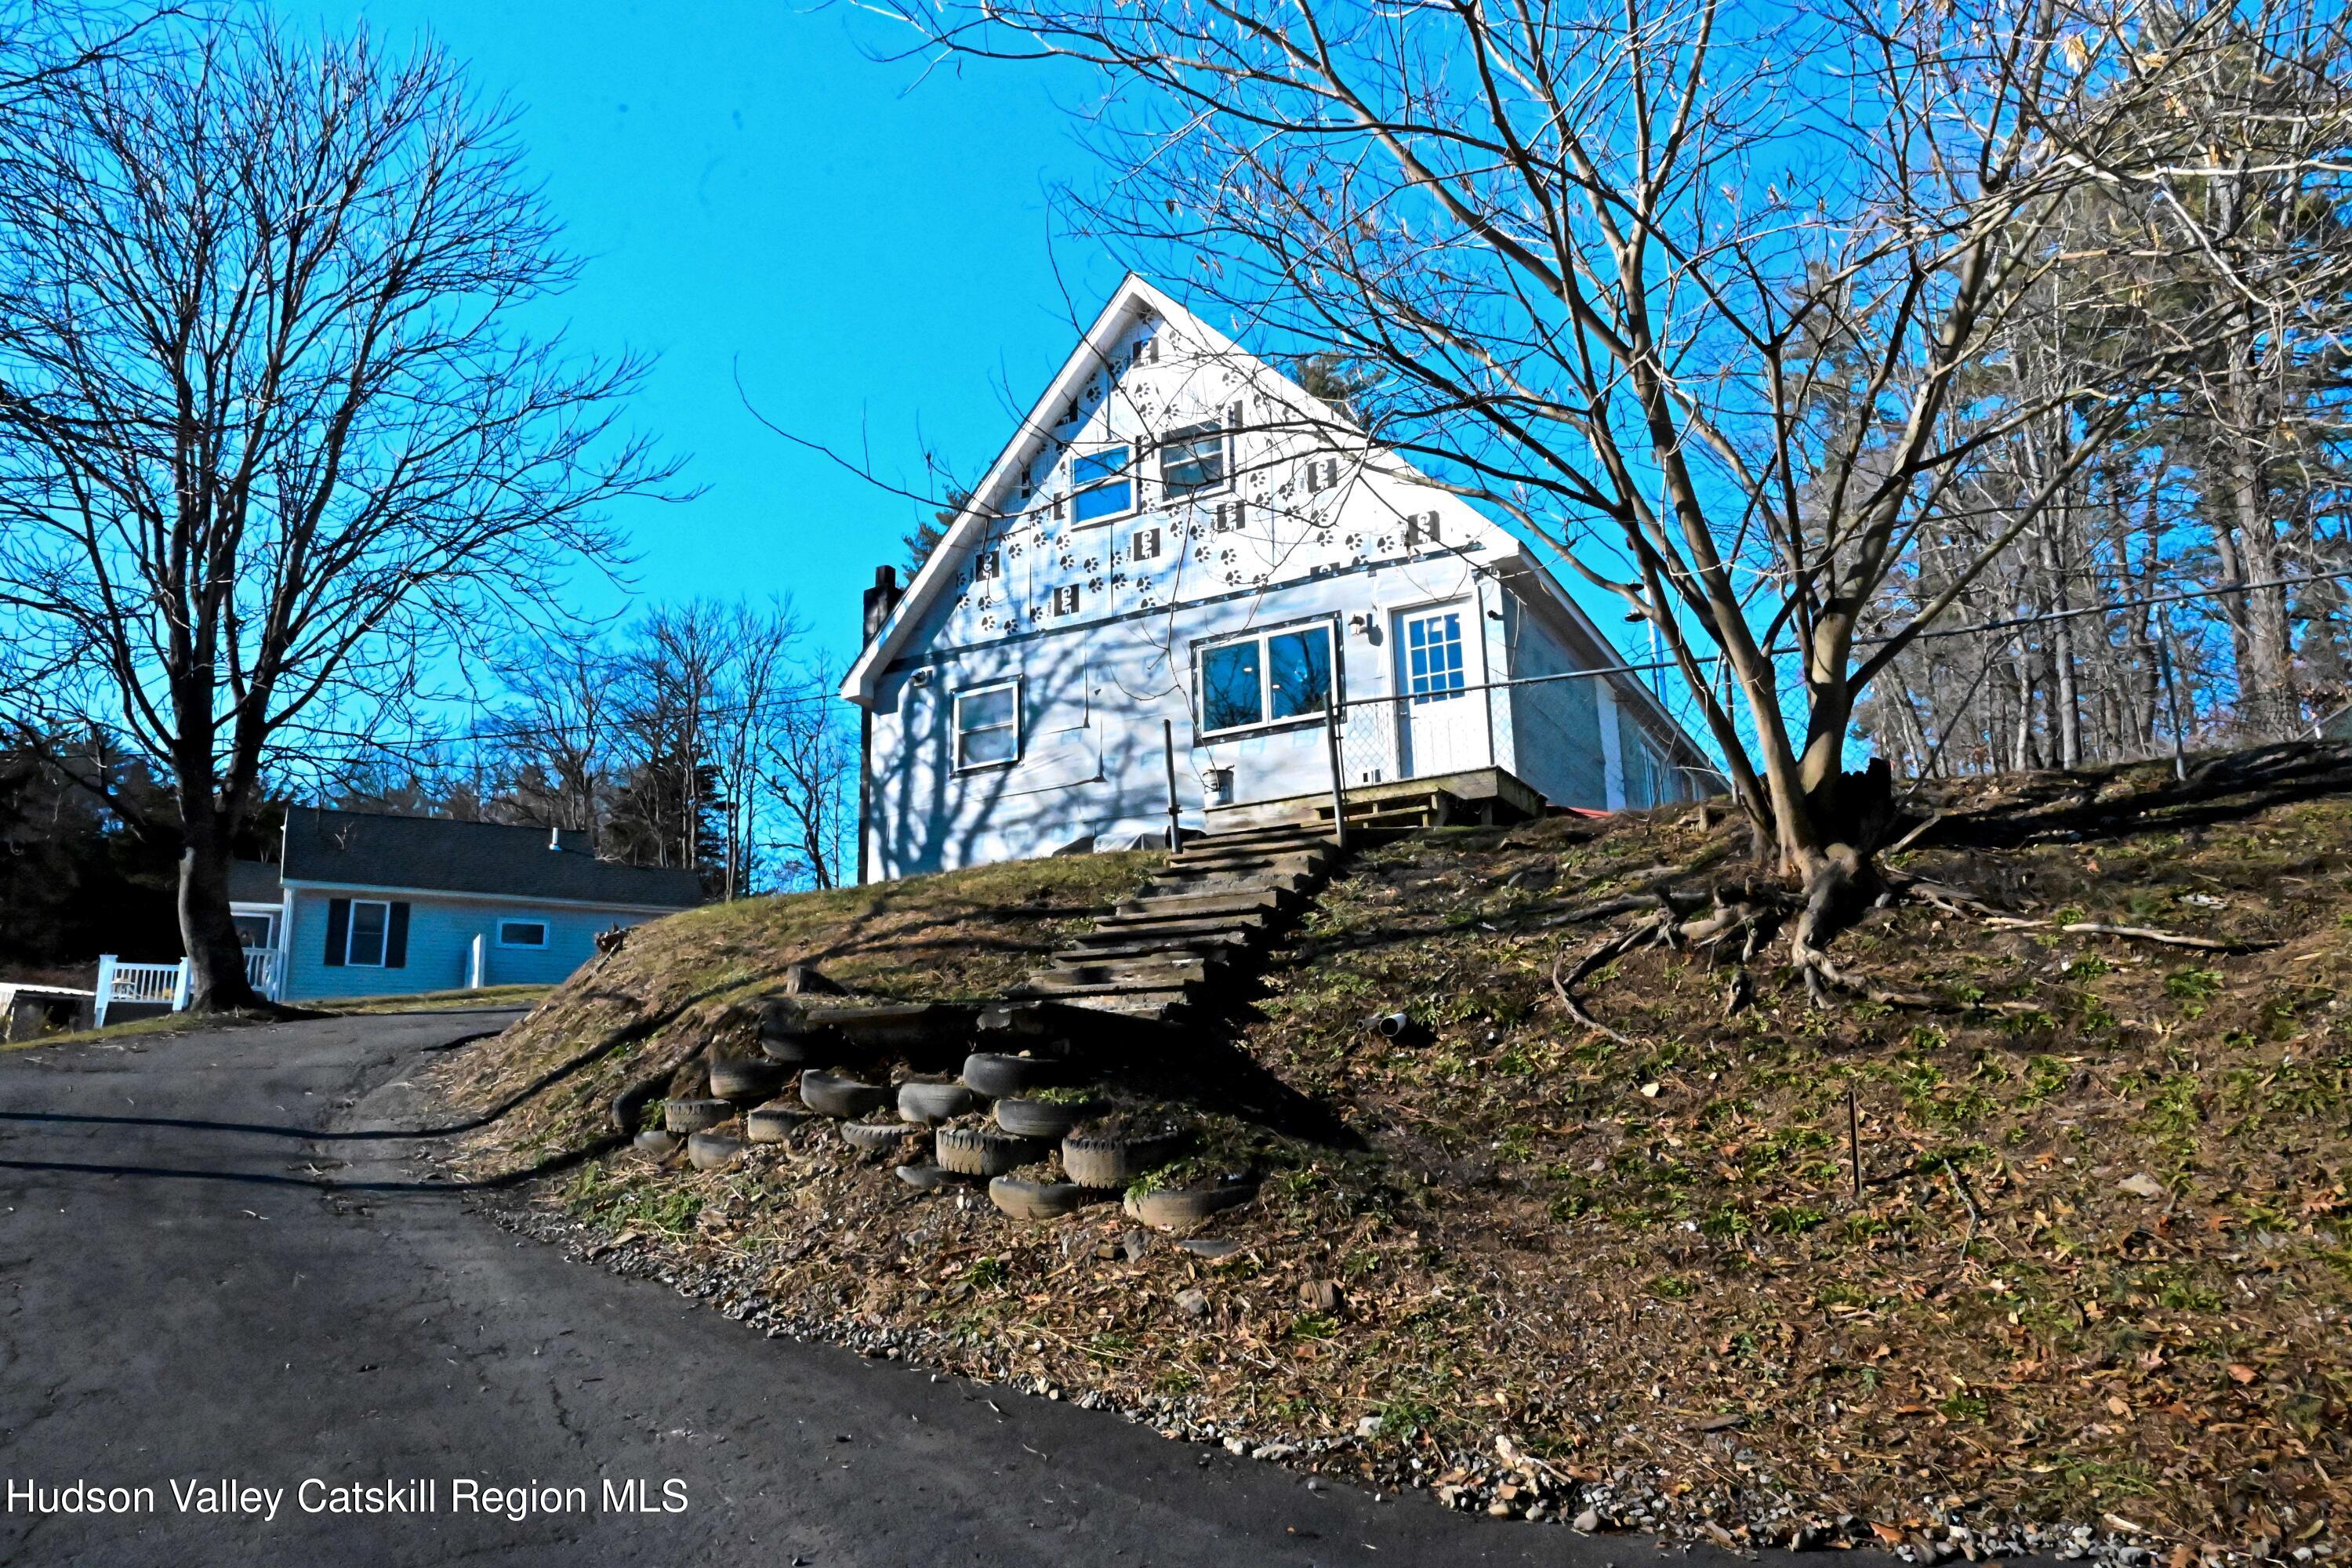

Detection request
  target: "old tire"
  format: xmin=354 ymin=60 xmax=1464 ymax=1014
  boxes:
xmin=1061 ymin=1129 xmax=1182 ymax=1189
xmin=709 ymin=1057 xmax=788 ymax=1102
xmin=897 ymin=1079 xmax=978 ymax=1126
xmin=895 ymin=1162 xmax=953 ymax=1191
xmin=759 ymin=1031 xmax=826 ymax=1066
xmin=988 ymin=1176 xmax=1094 ymax=1221
xmin=960 ymin=1052 xmax=1062 ymax=1100
xmin=992 ymin=1096 xmax=1096 ymax=1140
xmin=842 ymin=1120 xmax=923 ymax=1155
xmin=1124 ymin=1181 xmax=1260 ymax=1229
xmin=633 ymin=1130 xmax=681 ymax=1156
xmin=746 ymin=1101 xmax=813 ymax=1143
xmin=934 ymin=1126 xmax=1047 ymax=1179
xmin=663 ymin=1098 xmax=734 ymax=1136
xmin=799 ymin=1069 xmax=888 ymax=1120
xmin=688 ymin=1132 xmax=746 ymax=1171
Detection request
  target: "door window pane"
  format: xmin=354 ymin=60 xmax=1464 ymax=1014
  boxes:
xmin=1200 ymin=641 xmax=1264 ymax=731
xmin=232 ymin=913 xmax=274 ymax=949
xmin=347 ymin=901 xmax=388 ymax=967
xmin=1406 ymin=612 xmax=1466 ymax=704
xmin=1267 ymin=627 xmax=1332 ymax=720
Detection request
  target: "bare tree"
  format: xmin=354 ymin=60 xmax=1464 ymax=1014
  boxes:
xmin=0 ymin=19 xmax=673 ymax=1010
xmin=881 ymin=0 xmax=2343 ymax=989
xmin=765 ymin=655 xmax=855 ymax=892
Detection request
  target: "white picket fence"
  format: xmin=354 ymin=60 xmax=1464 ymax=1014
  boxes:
xmin=94 ymin=950 xmax=281 ymax=1027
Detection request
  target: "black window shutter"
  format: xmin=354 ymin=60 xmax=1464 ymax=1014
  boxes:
xmin=386 ymin=903 xmax=410 ymax=969
xmin=323 ymin=898 xmax=350 ymax=967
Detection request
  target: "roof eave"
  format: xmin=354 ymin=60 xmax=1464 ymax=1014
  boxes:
xmin=841 ymin=274 xmax=1185 ymax=706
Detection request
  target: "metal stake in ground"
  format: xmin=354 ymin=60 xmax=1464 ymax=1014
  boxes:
xmin=1848 ymin=1083 xmax=1863 ymax=1201
xmin=1162 ymin=718 xmax=1182 ymax=850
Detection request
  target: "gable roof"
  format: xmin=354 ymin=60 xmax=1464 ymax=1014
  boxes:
xmin=842 ymin=274 xmax=1202 ymax=705
xmin=839 ymin=273 xmax=1704 ymax=760
xmin=276 ymin=806 xmax=702 ymax=909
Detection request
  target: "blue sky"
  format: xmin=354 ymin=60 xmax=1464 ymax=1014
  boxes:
xmin=327 ymin=0 xmax=1127 ymax=662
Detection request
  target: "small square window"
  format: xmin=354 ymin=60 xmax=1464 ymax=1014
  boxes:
xmin=1159 ymin=421 xmax=1228 ymax=500
xmin=499 ymin=920 xmax=549 ymax=949
xmin=1073 ymin=445 xmax=1133 ymax=524
xmin=954 ymin=682 xmax=1021 ymax=770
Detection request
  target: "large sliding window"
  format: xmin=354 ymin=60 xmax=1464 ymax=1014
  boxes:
xmin=1196 ymin=622 xmax=1335 ymax=737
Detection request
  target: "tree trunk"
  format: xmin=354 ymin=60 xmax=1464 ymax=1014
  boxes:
xmin=177 ymin=822 xmax=260 ymax=1013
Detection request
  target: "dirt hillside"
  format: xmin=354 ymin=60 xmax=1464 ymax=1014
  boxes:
xmin=429 ymin=745 xmax=2352 ymax=1562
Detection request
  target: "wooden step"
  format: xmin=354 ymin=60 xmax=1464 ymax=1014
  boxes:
xmin=1114 ymin=886 xmax=1296 ymax=920
xmin=1077 ymin=909 xmax=1272 ymax=939
xmin=1161 ymin=853 xmax=1330 ymax=884
xmin=1042 ymin=948 xmax=1210 ymax=977
xmin=1188 ymin=825 xmax=1338 ymax=854
xmin=1009 ymin=973 xmax=1203 ymax=1005
xmin=1057 ymin=929 xmax=1253 ymax=960
xmin=1169 ymin=840 xmax=1338 ymax=869
xmin=1140 ymin=869 xmax=1316 ymax=902
xmin=1046 ymin=991 xmax=1196 ymax=1020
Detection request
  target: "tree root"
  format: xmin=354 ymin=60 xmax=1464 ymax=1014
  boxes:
xmin=1982 ymin=916 xmax=2278 ymax=953
xmin=1550 ymin=924 xmax=1650 ymax=1045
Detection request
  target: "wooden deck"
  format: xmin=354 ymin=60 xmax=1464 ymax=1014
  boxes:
xmin=1204 ymin=766 xmax=1547 ymax=834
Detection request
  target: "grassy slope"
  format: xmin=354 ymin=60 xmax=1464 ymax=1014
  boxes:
xmin=445 ymin=757 xmax=2352 ymax=1555
xmin=430 ymin=851 xmax=1162 ymax=1162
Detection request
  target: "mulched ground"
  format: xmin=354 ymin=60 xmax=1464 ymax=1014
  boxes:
xmin=431 ymin=744 xmax=2352 ymax=1565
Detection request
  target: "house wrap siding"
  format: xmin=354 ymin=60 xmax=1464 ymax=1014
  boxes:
xmin=1501 ymin=598 xmax=1610 ymax=811
xmin=852 ymin=278 xmax=1713 ymax=882
xmin=278 ymin=889 xmax=662 ymax=1002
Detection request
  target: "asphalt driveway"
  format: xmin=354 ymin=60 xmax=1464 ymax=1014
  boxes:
xmin=0 ymin=1011 xmax=1718 ymax=1566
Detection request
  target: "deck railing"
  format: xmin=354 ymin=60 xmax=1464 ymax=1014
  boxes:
xmin=93 ymin=949 xmax=281 ymax=1026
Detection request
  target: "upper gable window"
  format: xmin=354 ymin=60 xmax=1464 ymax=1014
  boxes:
xmin=1073 ymin=445 xmax=1134 ymax=525
xmin=1159 ymin=420 xmax=1228 ymax=502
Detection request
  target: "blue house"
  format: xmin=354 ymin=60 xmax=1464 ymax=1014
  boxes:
xmin=228 ymin=808 xmax=702 ymax=1003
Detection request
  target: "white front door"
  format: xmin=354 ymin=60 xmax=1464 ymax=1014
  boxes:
xmin=1393 ymin=604 xmax=1479 ymax=777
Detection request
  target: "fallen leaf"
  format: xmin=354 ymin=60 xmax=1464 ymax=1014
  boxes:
xmin=2228 ymin=1363 xmax=2259 ymax=1385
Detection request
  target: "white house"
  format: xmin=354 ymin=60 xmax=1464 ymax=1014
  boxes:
xmin=841 ymin=274 xmax=1714 ymax=883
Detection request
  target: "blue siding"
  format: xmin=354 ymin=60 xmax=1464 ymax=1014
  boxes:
xmin=278 ymin=889 xmax=667 ymax=1002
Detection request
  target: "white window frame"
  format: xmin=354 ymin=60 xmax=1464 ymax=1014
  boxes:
xmin=1192 ymin=617 xmax=1340 ymax=741
xmin=1070 ymin=445 xmax=1137 ymax=527
xmin=497 ymin=918 xmax=550 ymax=949
xmin=1157 ymin=419 xmax=1231 ymax=503
xmin=346 ymin=898 xmax=391 ymax=968
xmin=230 ymin=908 xmax=278 ymax=952
xmin=953 ymin=679 xmax=1022 ymax=772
